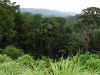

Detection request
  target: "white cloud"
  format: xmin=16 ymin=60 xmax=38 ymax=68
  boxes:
xmin=11 ymin=0 xmax=100 ymax=13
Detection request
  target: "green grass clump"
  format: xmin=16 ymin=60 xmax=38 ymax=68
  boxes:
xmin=50 ymin=58 xmax=81 ymax=75
xmin=0 ymin=61 xmax=22 ymax=75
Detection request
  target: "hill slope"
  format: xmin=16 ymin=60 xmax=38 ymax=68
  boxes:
xmin=20 ymin=8 xmax=78 ymax=17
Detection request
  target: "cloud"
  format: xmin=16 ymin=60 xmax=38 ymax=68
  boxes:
xmin=11 ymin=0 xmax=100 ymax=13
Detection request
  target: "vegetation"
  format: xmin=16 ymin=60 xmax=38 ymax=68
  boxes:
xmin=0 ymin=53 xmax=100 ymax=75
xmin=1 ymin=45 xmax=24 ymax=59
xmin=20 ymin=8 xmax=77 ymax=17
xmin=0 ymin=0 xmax=100 ymax=74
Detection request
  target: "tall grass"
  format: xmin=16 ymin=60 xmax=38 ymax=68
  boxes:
xmin=50 ymin=55 xmax=99 ymax=75
xmin=0 ymin=54 xmax=99 ymax=75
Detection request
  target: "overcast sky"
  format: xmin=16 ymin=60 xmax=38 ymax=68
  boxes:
xmin=11 ymin=0 xmax=100 ymax=13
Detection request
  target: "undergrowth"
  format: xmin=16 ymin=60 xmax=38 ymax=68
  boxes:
xmin=0 ymin=52 xmax=100 ymax=75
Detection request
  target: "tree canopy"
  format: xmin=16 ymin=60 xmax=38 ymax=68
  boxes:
xmin=0 ymin=1 xmax=100 ymax=59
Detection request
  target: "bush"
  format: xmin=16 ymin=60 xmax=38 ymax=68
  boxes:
xmin=77 ymin=52 xmax=100 ymax=71
xmin=84 ymin=53 xmax=100 ymax=70
xmin=33 ymin=56 xmax=51 ymax=69
xmin=2 ymin=45 xmax=24 ymax=59
xmin=17 ymin=54 xmax=34 ymax=67
xmin=85 ymin=58 xmax=100 ymax=70
xmin=78 ymin=52 xmax=90 ymax=65
xmin=0 ymin=54 xmax=12 ymax=64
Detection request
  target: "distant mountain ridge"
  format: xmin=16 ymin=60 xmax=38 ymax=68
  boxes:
xmin=20 ymin=8 xmax=78 ymax=17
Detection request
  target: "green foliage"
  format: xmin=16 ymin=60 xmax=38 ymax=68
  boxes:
xmin=77 ymin=52 xmax=100 ymax=71
xmin=0 ymin=54 xmax=12 ymax=64
xmin=65 ymin=33 xmax=80 ymax=54
xmin=85 ymin=58 xmax=100 ymax=70
xmin=1 ymin=1 xmax=100 ymax=75
xmin=75 ymin=7 xmax=100 ymax=52
xmin=66 ymin=15 xmax=77 ymax=26
xmin=50 ymin=57 xmax=81 ymax=75
xmin=77 ymin=52 xmax=91 ymax=65
xmin=0 ymin=6 xmax=15 ymax=45
xmin=17 ymin=54 xmax=34 ymax=67
xmin=93 ymin=29 xmax=100 ymax=51
xmin=37 ymin=56 xmax=51 ymax=68
xmin=0 ymin=61 xmax=22 ymax=75
xmin=18 ymin=13 xmax=74 ymax=58
xmin=0 ymin=48 xmax=3 ymax=53
xmin=82 ymin=52 xmax=100 ymax=70
xmin=0 ymin=54 xmax=100 ymax=75
xmin=1 ymin=0 xmax=100 ymax=59
xmin=49 ymin=54 xmax=100 ymax=75
xmin=0 ymin=0 xmax=20 ymax=48
xmin=2 ymin=45 xmax=24 ymax=59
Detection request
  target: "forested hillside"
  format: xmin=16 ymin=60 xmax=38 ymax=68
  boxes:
xmin=20 ymin=8 xmax=78 ymax=17
xmin=0 ymin=0 xmax=100 ymax=59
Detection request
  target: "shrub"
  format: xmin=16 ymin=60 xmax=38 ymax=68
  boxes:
xmin=0 ymin=54 xmax=12 ymax=64
xmin=33 ymin=56 xmax=51 ymax=70
xmin=77 ymin=52 xmax=100 ymax=71
xmin=85 ymin=58 xmax=100 ymax=70
xmin=17 ymin=54 xmax=34 ymax=67
xmin=40 ymin=56 xmax=51 ymax=68
xmin=2 ymin=45 xmax=24 ymax=59
xmin=78 ymin=52 xmax=100 ymax=65
xmin=78 ymin=52 xmax=90 ymax=65
xmin=84 ymin=53 xmax=100 ymax=70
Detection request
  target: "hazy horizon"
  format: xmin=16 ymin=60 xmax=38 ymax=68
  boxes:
xmin=11 ymin=0 xmax=100 ymax=13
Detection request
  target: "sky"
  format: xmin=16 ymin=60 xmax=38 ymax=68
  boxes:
xmin=11 ymin=0 xmax=100 ymax=13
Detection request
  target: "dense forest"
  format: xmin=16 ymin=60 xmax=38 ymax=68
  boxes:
xmin=0 ymin=0 xmax=100 ymax=59
xmin=1 ymin=0 xmax=100 ymax=75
